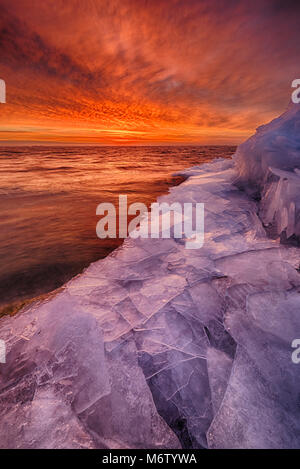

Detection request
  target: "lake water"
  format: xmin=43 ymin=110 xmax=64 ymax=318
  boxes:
xmin=0 ymin=145 xmax=236 ymax=308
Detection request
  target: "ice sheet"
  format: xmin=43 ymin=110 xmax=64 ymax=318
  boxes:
xmin=0 ymin=105 xmax=300 ymax=448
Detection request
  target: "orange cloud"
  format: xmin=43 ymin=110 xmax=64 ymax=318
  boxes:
xmin=0 ymin=0 xmax=299 ymax=144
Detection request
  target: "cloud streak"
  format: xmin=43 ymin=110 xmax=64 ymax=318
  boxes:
xmin=0 ymin=0 xmax=299 ymax=144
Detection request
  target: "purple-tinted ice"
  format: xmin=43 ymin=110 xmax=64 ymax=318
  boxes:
xmin=0 ymin=104 xmax=300 ymax=448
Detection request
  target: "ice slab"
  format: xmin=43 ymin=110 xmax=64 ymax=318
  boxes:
xmin=235 ymin=103 xmax=300 ymax=241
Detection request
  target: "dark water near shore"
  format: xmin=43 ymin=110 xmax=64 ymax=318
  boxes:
xmin=0 ymin=145 xmax=235 ymax=308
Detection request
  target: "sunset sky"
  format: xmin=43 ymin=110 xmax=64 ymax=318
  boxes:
xmin=0 ymin=0 xmax=299 ymax=145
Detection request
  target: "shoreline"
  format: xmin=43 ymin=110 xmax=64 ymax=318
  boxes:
xmin=0 ymin=163 xmax=200 ymax=323
xmin=0 ymin=173 xmax=188 ymax=318
xmin=1 ymin=106 xmax=300 ymax=448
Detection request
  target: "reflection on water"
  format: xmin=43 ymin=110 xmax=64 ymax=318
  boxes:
xmin=0 ymin=145 xmax=235 ymax=307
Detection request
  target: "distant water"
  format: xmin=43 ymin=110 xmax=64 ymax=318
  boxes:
xmin=0 ymin=145 xmax=235 ymax=308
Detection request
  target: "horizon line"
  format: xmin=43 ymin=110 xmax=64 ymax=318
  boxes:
xmin=0 ymin=142 xmax=239 ymax=147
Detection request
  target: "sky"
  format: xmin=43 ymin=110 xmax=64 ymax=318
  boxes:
xmin=0 ymin=0 xmax=299 ymax=145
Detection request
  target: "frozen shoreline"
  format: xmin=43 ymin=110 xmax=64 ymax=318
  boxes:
xmin=0 ymin=105 xmax=300 ymax=449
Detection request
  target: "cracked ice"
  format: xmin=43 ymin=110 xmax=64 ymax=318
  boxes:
xmin=0 ymin=104 xmax=300 ymax=449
